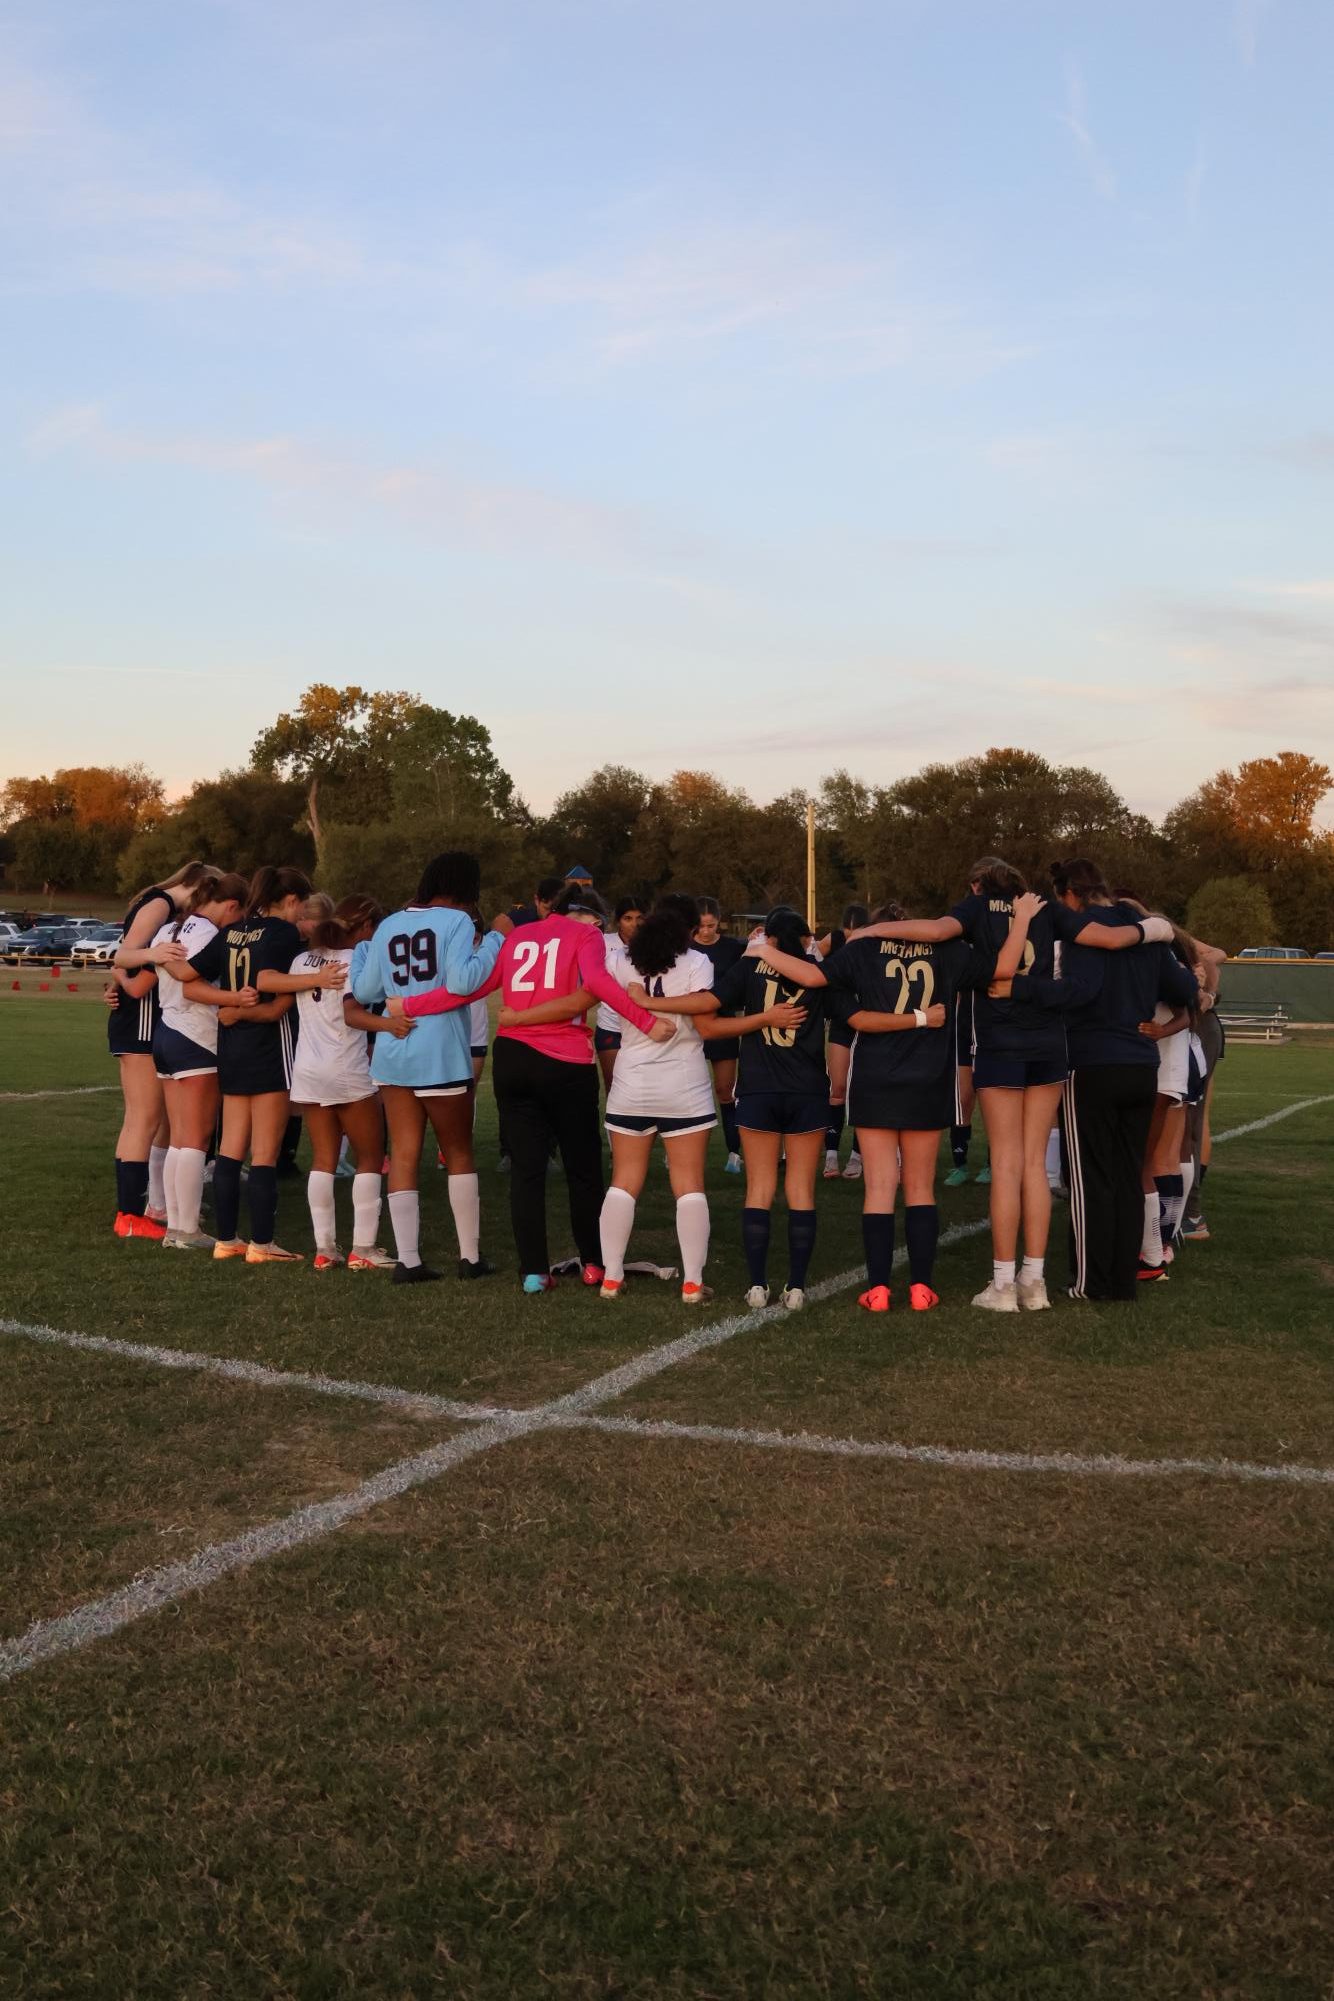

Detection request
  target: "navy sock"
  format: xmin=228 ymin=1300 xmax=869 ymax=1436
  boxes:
xmin=720 ymin=1100 xmax=740 ymax=1154
xmin=248 ymin=1165 xmax=278 ymax=1246
xmin=212 ymin=1155 xmax=244 ymax=1242
xmin=117 ymin=1158 xmax=149 ymax=1217
xmin=825 ymin=1103 xmax=845 ymax=1152
xmin=741 ymin=1207 xmax=771 ymax=1286
xmin=1198 ymin=1163 xmax=1209 ymax=1187
xmin=862 ymin=1211 xmax=895 ymax=1290
xmin=904 ymin=1204 xmax=939 ymax=1286
xmin=786 ymin=1209 xmax=817 ymax=1290
xmin=950 ymin=1123 xmax=971 ymax=1167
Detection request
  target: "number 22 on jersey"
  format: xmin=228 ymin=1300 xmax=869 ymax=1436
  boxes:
xmin=511 ymin=937 xmax=562 ymax=993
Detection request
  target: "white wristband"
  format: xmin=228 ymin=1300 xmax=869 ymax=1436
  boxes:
xmin=913 ymin=1008 xmax=928 ymax=1028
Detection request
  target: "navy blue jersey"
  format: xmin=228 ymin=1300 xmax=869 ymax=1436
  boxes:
xmin=193 ymin=915 xmax=302 ymax=1081
xmin=715 ymin=955 xmax=828 ymax=1095
xmin=696 ymin=935 xmax=746 ymax=1014
xmin=109 ymin=887 xmax=172 ymax=1049
xmin=1009 ymin=902 xmax=1197 ymax=1066
xmin=823 ymin=936 xmax=987 ymax=1093
xmin=947 ymin=892 xmax=1114 ymax=1062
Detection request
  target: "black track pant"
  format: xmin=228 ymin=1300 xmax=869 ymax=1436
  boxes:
xmin=1062 ymin=1063 xmax=1157 ymax=1301
xmin=492 ymin=1037 xmax=604 ymax=1275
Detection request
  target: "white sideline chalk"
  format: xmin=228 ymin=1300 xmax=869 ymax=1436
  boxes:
xmin=1208 ymin=1093 xmax=1334 ymax=1145
xmin=0 ymin=1085 xmax=118 ymax=1101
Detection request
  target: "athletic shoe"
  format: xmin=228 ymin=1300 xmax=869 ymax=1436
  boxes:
xmin=976 ymin=1166 xmax=992 ymax=1186
xmin=347 ymin=1246 xmax=396 ymax=1270
xmin=245 ymin=1243 xmax=304 ymax=1264
xmin=145 ymin=1206 xmax=169 ymax=1225
xmin=858 ymin=1284 xmax=891 ymax=1312
xmin=781 ymin=1286 xmax=806 ymax=1312
xmin=581 ymin=1262 xmax=606 ymax=1288
xmin=745 ymin=1284 xmax=770 ymax=1309
xmin=313 ymin=1249 xmax=346 ymax=1271
xmin=681 ymin=1282 xmax=713 ymax=1306
xmin=458 ymin=1257 xmax=496 ymax=1280
xmin=121 ymin=1214 xmax=167 ymax=1241
xmin=823 ymin=1150 xmax=842 ymax=1180
xmin=943 ymin=1166 xmax=969 ymax=1188
xmin=1136 ymin=1258 xmax=1169 ymax=1283
xmin=724 ymin=1153 xmax=743 ymax=1175
xmin=971 ymin=1280 xmax=1018 ymax=1312
xmin=112 ymin=1211 xmax=133 ymax=1238
xmin=522 ymin=1273 xmax=555 ymax=1294
xmin=842 ymin=1154 xmax=863 ymax=1181
xmin=909 ymin=1283 xmax=939 ymax=1312
xmin=392 ymin=1262 xmax=443 ymax=1284
xmin=599 ymin=1276 xmax=625 ymax=1300
xmin=160 ymin=1229 xmax=179 ymax=1249
xmin=1017 ymin=1277 xmax=1050 ymax=1311
xmin=1179 ymin=1215 xmax=1209 ymax=1241
xmin=168 ymin=1229 xmax=216 ymax=1252
xmin=212 ymin=1238 xmax=249 ymax=1260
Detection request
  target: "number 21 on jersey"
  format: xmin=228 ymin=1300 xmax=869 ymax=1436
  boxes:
xmin=511 ymin=937 xmax=562 ymax=993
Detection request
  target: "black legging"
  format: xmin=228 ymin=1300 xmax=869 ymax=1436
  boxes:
xmin=1062 ymin=1064 xmax=1157 ymax=1300
xmin=492 ymin=1037 xmax=605 ymax=1275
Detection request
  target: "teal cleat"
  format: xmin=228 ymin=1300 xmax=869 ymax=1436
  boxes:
xmin=943 ymin=1166 xmax=970 ymax=1187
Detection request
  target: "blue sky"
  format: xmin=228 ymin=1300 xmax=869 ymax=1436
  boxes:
xmin=2 ymin=0 xmax=1331 ymax=822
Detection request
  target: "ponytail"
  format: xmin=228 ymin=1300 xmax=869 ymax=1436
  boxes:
xmin=247 ymin=864 xmax=313 ymax=917
xmin=764 ymin=904 xmax=812 ymax=960
xmin=310 ymin=894 xmax=384 ymax=951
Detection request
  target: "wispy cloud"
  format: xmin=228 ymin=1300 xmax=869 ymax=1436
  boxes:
xmin=1058 ymin=60 xmax=1117 ymax=202
xmin=1232 ymin=0 xmax=1276 ymax=68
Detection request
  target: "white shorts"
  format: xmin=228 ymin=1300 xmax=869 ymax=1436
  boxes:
xmin=1155 ymin=1028 xmax=1190 ymax=1104
xmin=605 ymin=1110 xmax=717 ymax=1139
xmin=289 ymin=1066 xmax=376 ymax=1109
xmin=415 ymin=1081 xmax=471 ymax=1099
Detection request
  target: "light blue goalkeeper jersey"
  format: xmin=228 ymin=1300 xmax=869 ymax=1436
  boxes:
xmin=352 ymin=905 xmax=501 ymax=1088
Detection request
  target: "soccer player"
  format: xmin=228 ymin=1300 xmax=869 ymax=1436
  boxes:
xmin=693 ymin=896 xmax=746 ymax=1173
xmin=755 ymin=908 xmax=987 ymax=1312
xmin=820 ymin=903 xmax=868 ymax=1181
xmin=352 ymin=852 xmax=509 ymax=1283
xmin=594 ymin=896 xmax=645 ymax=1089
xmin=289 ymin=895 xmax=407 ymax=1271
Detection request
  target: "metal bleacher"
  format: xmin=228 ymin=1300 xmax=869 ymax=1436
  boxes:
xmin=1218 ymin=1006 xmax=1290 ymax=1045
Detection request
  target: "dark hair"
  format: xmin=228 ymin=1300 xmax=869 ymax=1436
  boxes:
xmin=629 ymin=907 xmax=691 ymax=979
xmin=658 ymin=891 xmax=700 ymax=933
xmin=696 ymin=895 xmax=722 ymax=922
xmin=172 ymin=869 xmax=248 ymax=938
xmin=871 ymin=899 xmax=907 ymax=923
xmin=968 ymin=855 xmax=1026 ymax=899
xmin=841 ymin=902 xmax=869 ymax=931
xmin=553 ymin=883 xmax=609 ymax=923
xmin=765 ymin=905 xmax=811 ymax=959
xmin=310 ymin=894 xmax=384 ymax=951
xmin=1049 ymin=856 xmax=1109 ymax=907
xmin=248 ymin=864 xmax=313 ymax=916
xmin=536 ymin=875 xmax=564 ymax=905
xmin=416 ymin=851 xmax=481 ymax=905
xmin=614 ymin=894 xmax=645 ymax=922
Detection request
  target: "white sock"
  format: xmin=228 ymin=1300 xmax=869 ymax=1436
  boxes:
xmin=148 ymin=1143 xmax=168 ymax=1215
xmin=1045 ymin=1127 xmax=1062 ymax=1181
xmin=307 ymin=1169 xmax=337 ymax=1254
xmin=174 ymin=1148 xmax=206 ymax=1235
xmin=163 ymin=1147 xmax=181 ymax=1230
xmin=1174 ymin=1159 xmax=1195 ymax=1236
xmin=1019 ymin=1255 xmax=1044 ymax=1285
xmin=352 ymin=1172 xmax=381 ymax=1250
xmin=1141 ymin=1192 xmax=1163 ymax=1265
xmin=599 ymin=1186 xmax=636 ymax=1282
xmin=448 ymin=1171 xmax=480 ymax=1263
xmin=388 ymin=1189 xmax=421 ymax=1268
xmin=676 ymin=1191 xmax=710 ymax=1286
xmin=993 ymin=1258 xmax=1016 ymax=1289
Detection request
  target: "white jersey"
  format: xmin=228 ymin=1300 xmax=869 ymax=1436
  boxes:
xmin=153 ymin=915 xmax=220 ymax=1053
xmin=596 ymin=935 xmax=630 ymax=1033
xmin=605 ymin=947 xmax=715 ymax=1119
xmin=288 ymin=949 xmax=375 ymax=1105
xmin=469 ymin=995 xmax=490 ymax=1051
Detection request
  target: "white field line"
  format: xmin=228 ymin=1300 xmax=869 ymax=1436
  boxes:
xmin=0 ymin=1084 xmax=118 ymax=1101
xmin=1207 ymin=1093 xmax=1334 ymax=1144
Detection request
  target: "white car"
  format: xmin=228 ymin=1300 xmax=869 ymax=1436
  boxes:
xmin=69 ymin=928 xmax=123 ymax=963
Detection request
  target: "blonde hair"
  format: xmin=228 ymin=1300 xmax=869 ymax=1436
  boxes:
xmin=127 ymin=859 xmax=213 ymax=919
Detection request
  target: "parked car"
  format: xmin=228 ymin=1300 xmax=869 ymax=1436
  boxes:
xmin=8 ymin=926 xmax=79 ymax=962
xmin=69 ymin=926 xmax=123 ymax=963
xmin=1236 ymin=946 xmax=1311 ymax=959
xmin=0 ymin=921 xmax=20 ymax=944
xmin=1315 ymin=951 xmax=1334 ymax=960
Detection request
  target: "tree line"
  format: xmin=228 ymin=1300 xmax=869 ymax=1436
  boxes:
xmin=2 ymin=683 xmax=1331 ymax=954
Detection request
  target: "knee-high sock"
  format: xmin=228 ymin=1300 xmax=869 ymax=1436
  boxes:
xmin=448 ymin=1171 xmax=480 ymax=1263
xmin=163 ymin=1147 xmax=181 ymax=1231
xmin=600 ymin=1186 xmax=636 ymax=1282
xmin=862 ymin=1211 xmax=895 ymax=1290
xmin=1141 ymin=1191 xmax=1164 ymax=1266
xmin=825 ymin=1102 xmax=845 ymax=1153
xmin=352 ymin=1172 xmax=381 ymax=1249
xmin=307 ymin=1169 xmax=337 ymax=1253
xmin=1157 ymin=1171 xmax=1186 ymax=1244
xmin=388 ymin=1189 xmax=421 ymax=1267
xmin=175 ymin=1148 xmax=206 ymax=1235
xmin=904 ymin=1204 xmax=938 ymax=1286
xmin=248 ymin=1164 xmax=278 ymax=1247
xmin=1174 ymin=1158 xmax=1195 ymax=1236
xmin=212 ymin=1155 xmax=243 ymax=1242
xmin=116 ymin=1158 xmax=149 ymax=1218
xmin=786 ymin=1208 xmax=817 ymax=1289
xmin=676 ymin=1192 xmax=710 ymax=1285
xmin=742 ymin=1207 xmax=771 ymax=1286
xmin=719 ymin=1100 xmax=740 ymax=1155
xmin=148 ymin=1143 xmax=168 ymax=1216
xmin=949 ymin=1124 xmax=971 ymax=1168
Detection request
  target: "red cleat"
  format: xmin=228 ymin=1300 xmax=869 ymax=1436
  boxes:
xmin=858 ymin=1284 xmax=891 ymax=1313
xmin=909 ymin=1283 xmax=939 ymax=1311
xmin=581 ymin=1262 xmax=606 ymax=1287
xmin=113 ymin=1212 xmax=132 ymax=1238
xmin=121 ymin=1213 xmax=167 ymax=1241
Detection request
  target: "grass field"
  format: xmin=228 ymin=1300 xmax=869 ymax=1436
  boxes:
xmin=2 ymin=995 xmax=1332 ymax=1997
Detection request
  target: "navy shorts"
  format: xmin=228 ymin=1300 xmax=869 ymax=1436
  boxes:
xmin=108 ymin=992 xmax=159 ymax=1058
xmin=972 ymin=1052 xmax=1068 ymax=1090
xmin=153 ymin=1023 xmax=217 ymax=1079
xmin=705 ymin=1035 xmax=741 ymax=1065
xmin=737 ymin=1090 xmax=829 ymax=1136
xmin=594 ymin=1027 xmax=622 ymax=1052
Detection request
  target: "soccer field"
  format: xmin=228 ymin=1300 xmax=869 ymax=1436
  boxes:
xmin=3 ymin=998 xmax=1333 ymax=1998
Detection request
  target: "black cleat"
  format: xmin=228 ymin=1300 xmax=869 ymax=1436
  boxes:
xmin=392 ymin=1262 xmax=444 ymax=1285
xmin=457 ymin=1257 xmax=497 ymax=1280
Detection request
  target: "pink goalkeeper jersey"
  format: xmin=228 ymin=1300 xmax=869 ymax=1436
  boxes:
xmin=403 ymin=915 xmax=657 ymax=1064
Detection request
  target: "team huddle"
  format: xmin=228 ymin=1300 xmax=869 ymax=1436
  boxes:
xmin=104 ymin=848 xmax=1226 ymax=1312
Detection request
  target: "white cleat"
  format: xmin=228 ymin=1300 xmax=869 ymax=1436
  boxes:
xmin=168 ymin=1229 xmax=217 ymax=1252
xmin=781 ymin=1287 xmax=806 ymax=1312
xmin=971 ymin=1280 xmax=1020 ymax=1312
xmin=1016 ymin=1278 xmax=1051 ymax=1311
xmin=842 ymin=1153 xmax=863 ymax=1181
xmin=823 ymin=1149 xmax=842 ymax=1180
xmin=724 ymin=1152 xmax=743 ymax=1175
xmin=745 ymin=1284 xmax=771 ymax=1309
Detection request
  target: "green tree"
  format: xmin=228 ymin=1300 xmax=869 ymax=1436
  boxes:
xmin=1184 ymin=877 xmax=1276 ymax=957
xmin=116 ymin=771 xmax=314 ymax=895
xmin=543 ymin=765 xmax=653 ymax=887
xmin=10 ymin=820 xmax=99 ymax=894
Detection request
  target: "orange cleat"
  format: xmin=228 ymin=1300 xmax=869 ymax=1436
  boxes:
xmin=909 ymin=1283 xmax=939 ymax=1312
xmin=245 ymin=1243 xmax=305 ymax=1265
xmin=312 ymin=1250 xmax=345 ymax=1272
xmin=212 ymin=1239 xmax=250 ymax=1260
xmin=121 ymin=1213 xmax=167 ymax=1241
xmin=858 ymin=1284 xmax=892 ymax=1313
xmin=112 ymin=1212 xmax=132 ymax=1238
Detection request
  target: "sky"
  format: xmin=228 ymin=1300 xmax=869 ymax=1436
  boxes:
xmin=2 ymin=0 xmax=1332 ymax=824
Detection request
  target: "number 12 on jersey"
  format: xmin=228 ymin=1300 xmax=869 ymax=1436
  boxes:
xmin=511 ymin=937 xmax=562 ymax=993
